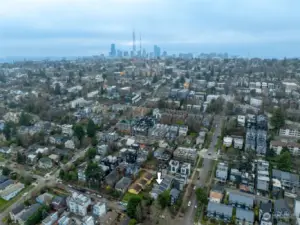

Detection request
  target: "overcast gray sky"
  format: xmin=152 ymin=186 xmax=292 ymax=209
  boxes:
xmin=1 ymin=0 xmax=300 ymax=58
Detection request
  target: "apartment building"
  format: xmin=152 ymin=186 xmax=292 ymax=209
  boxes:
xmin=66 ymin=192 xmax=91 ymax=216
xmin=173 ymin=147 xmax=197 ymax=165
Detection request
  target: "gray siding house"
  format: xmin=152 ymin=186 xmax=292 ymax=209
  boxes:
xmin=207 ymin=202 xmax=233 ymax=222
xmin=228 ymin=193 xmax=254 ymax=210
xmin=236 ymin=208 xmax=254 ymax=225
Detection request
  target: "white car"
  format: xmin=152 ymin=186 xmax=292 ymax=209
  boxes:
xmin=188 ymin=201 xmax=191 ymax=207
xmin=193 ymin=186 xmax=196 ymax=190
xmin=195 ymin=205 xmax=197 ymax=209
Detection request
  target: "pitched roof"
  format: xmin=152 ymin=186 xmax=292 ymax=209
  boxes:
xmin=210 ymin=191 xmax=223 ymax=200
xmin=236 ymin=208 xmax=254 ymax=223
xmin=207 ymin=202 xmax=233 ymax=216
xmin=229 ymin=193 xmax=254 ymax=206
xmin=115 ymin=177 xmax=132 ymax=190
xmin=19 ymin=203 xmax=41 ymax=221
xmin=11 ymin=203 xmax=25 ymax=215
xmin=274 ymin=199 xmax=290 ymax=212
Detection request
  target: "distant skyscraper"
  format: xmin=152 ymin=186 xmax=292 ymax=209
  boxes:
xmin=117 ymin=50 xmax=123 ymax=58
xmin=162 ymin=51 xmax=167 ymax=57
xmin=110 ymin=44 xmax=116 ymax=57
xmin=132 ymin=30 xmax=136 ymax=56
xmin=154 ymin=45 xmax=161 ymax=58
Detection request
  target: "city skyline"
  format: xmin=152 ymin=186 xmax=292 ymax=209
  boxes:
xmin=1 ymin=0 xmax=300 ymax=58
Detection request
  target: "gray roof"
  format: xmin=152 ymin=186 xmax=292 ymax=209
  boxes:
xmin=115 ymin=177 xmax=132 ymax=190
xmin=170 ymin=188 xmax=180 ymax=199
xmin=236 ymin=209 xmax=254 ymax=223
xmin=207 ymin=202 xmax=233 ymax=217
xmin=272 ymin=169 xmax=299 ymax=183
xmin=229 ymin=193 xmax=254 ymax=206
xmin=20 ymin=203 xmax=41 ymax=221
xmin=11 ymin=203 xmax=25 ymax=215
xmin=0 ymin=179 xmax=14 ymax=190
xmin=274 ymin=199 xmax=290 ymax=212
xmin=260 ymin=201 xmax=272 ymax=213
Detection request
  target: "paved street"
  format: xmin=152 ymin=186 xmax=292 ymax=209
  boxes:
xmin=175 ymin=115 xmax=224 ymax=225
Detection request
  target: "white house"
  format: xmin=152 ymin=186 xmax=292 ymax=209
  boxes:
xmin=233 ymin=137 xmax=244 ymax=150
xmin=70 ymin=98 xmax=89 ymax=109
xmin=178 ymin=126 xmax=188 ymax=136
xmin=250 ymin=97 xmax=263 ymax=107
xmin=237 ymin=115 xmax=246 ymax=127
xmin=93 ymin=201 xmax=107 ymax=217
xmin=67 ymin=192 xmax=91 ymax=216
xmin=0 ymin=183 xmax=24 ymax=201
xmin=65 ymin=140 xmax=75 ymax=149
xmin=279 ymin=127 xmax=300 ymax=138
xmin=223 ymin=136 xmax=233 ymax=147
xmin=270 ymin=140 xmax=300 ymax=155
xmin=61 ymin=124 xmax=73 ymax=136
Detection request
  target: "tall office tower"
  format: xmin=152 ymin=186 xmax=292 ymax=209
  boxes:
xmin=154 ymin=45 xmax=161 ymax=58
xmin=139 ymin=33 xmax=142 ymax=57
xmin=132 ymin=30 xmax=136 ymax=56
xmin=110 ymin=44 xmax=116 ymax=57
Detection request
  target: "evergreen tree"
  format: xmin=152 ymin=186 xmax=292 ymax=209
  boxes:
xmin=86 ymin=119 xmax=96 ymax=137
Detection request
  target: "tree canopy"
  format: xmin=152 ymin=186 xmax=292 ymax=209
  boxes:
xmin=277 ymin=151 xmax=292 ymax=172
xmin=271 ymin=108 xmax=285 ymax=131
xmin=157 ymin=190 xmax=171 ymax=209
xmin=19 ymin=112 xmax=32 ymax=126
xmin=127 ymin=196 xmax=142 ymax=219
xmin=73 ymin=124 xmax=85 ymax=141
xmin=195 ymin=187 xmax=208 ymax=205
xmin=86 ymin=147 xmax=97 ymax=160
xmin=86 ymin=119 xmax=96 ymax=137
xmin=85 ymin=161 xmax=104 ymax=187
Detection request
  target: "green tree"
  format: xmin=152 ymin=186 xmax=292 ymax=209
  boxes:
xmin=73 ymin=124 xmax=85 ymax=141
xmin=129 ymin=219 xmax=137 ymax=225
xmin=2 ymin=167 xmax=11 ymax=176
xmin=158 ymin=190 xmax=171 ymax=209
xmin=86 ymin=147 xmax=97 ymax=160
xmin=266 ymin=148 xmax=276 ymax=158
xmin=68 ymin=170 xmax=78 ymax=181
xmin=271 ymin=108 xmax=285 ymax=131
xmin=86 ymin=119 xmax=96 ymax=137
xmin=277 ymin=151 xmax=292 ymax=172
xmin=91 ymin=136 xmax=98 ymax=146
xmin=17 ymin=152 xmax=25 ymax=164
xmin=59 ymin=169 xmax=65 ymax=179
xmin=54 ymin=83 xmax=61 ymax=95
xmin=195 ymin=187 xmax=208 ymax=205
xmin=127 ymin=196 xmax=141 ymax=219
xmin=3 ymin=122 xmax=14 ymax=140
xmin=85 ymin=161 xmax=104 ymax=187
xmin=19 ymin=112 xmax=32 ymax=126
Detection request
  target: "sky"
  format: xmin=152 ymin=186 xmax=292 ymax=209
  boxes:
xmin=1 ymin=0 xmax=300 ymax=58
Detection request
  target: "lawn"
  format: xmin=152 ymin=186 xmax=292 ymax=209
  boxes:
xmin=0 ymin=185 xmax=33 ymax=212
xmin=122 ymin=192 xmax=143 ymax=202
xmin=0 ymin=198 xmax=7 ymax=208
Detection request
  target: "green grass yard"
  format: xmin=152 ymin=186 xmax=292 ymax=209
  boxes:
xmin=122 ymin=192 xmax=143 ymax=202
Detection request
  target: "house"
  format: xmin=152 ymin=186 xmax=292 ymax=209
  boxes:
xmin=274 ymin=199 xmax=291 ymax=218
xmin=77 ymin=165 xmax=87 ymax=182
xmin=270 ymin=140 xmax=300 ymax=155
xmin=216 ymin=162 xmax=228 ymax=182
xmin=259 ymin=201 xmax=273 ymax=225
xmin=38 ymin=157 xmax=53 ymax=169
xmin=61 ymin=124 xmax=73 ymax=136
xmin=115 ymin=177 xmax=132 ymax=193
xmin=36 ymin=193 xmax=54 ymax=205
xmin=0 ymin=179 xmax=14 ymax=191
xmin=230 ymin=169 xmax=241 ymax=183
xmin=151 ymin=175 xmax=173 ymax=199
xmin=173 ymin=147 xmax=197 ymax=165
xmin=66 ymin=192 xmax=91 ymax=216
xmin=64 ymin=140 xmax=75 ymax=149
xmin=27 ymin=154 xmax=37 ymax=165
xmin=236 ymin=208 xmax=254 ymax=225
xmin=209 ymin=185 xmax=224 ymax=203
xmin=257 ymin=174 xmax=270 ymax=192
xmin=178 ymin=126 xmax=188 ymax=136
xmin=294 ymin=197 xmax=300 ymax=225
xmin=51 ymin=196 xmax=66 ymax=210
xmin=279 ymin=126 xmax=300 ymax=138
xmin=58 ymin=215 xmax=70 ymax=225
xmin=207 ymin=202 xmax=233 ymax=222
xmin=223 ymin=136 xmax=233 ymax=147
xmin=93 ymin=201 xmax=107 ymax=217
xmin=228 ymin=192 xmax=254 ymax=210
xmin=10 ymin=203 xmax=25 ymax=223
xmin=233 ymin=137 xmax=244 ymax=149
xmin=169 ymin=160 xmax=180 ymax=173
xmin=105 ymin=170 xmax=122 ymax=187
xmin=128 ymin=183 xmax=143 ymax=195
xmin=0 ymin=182 xmax=24 ymax=200
xmin=256 ymin=130 xmax=267 ymax=155
xmin=42 ymin=212 xmax=58 ymax=225
xmin=82 ymin=216 xmax=95 ymax=225
xmin=170 ymin=188 xmax=180 ymax=205
xmin=272 ymin=169 xmax=299 ymax=190
xmin=17 ymin=203 xmax=42 ymax=225
xmin=237 ymin=115 xmax=246 ymax=127
xmin=250 ymin=97 xmax=263 ymax=107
